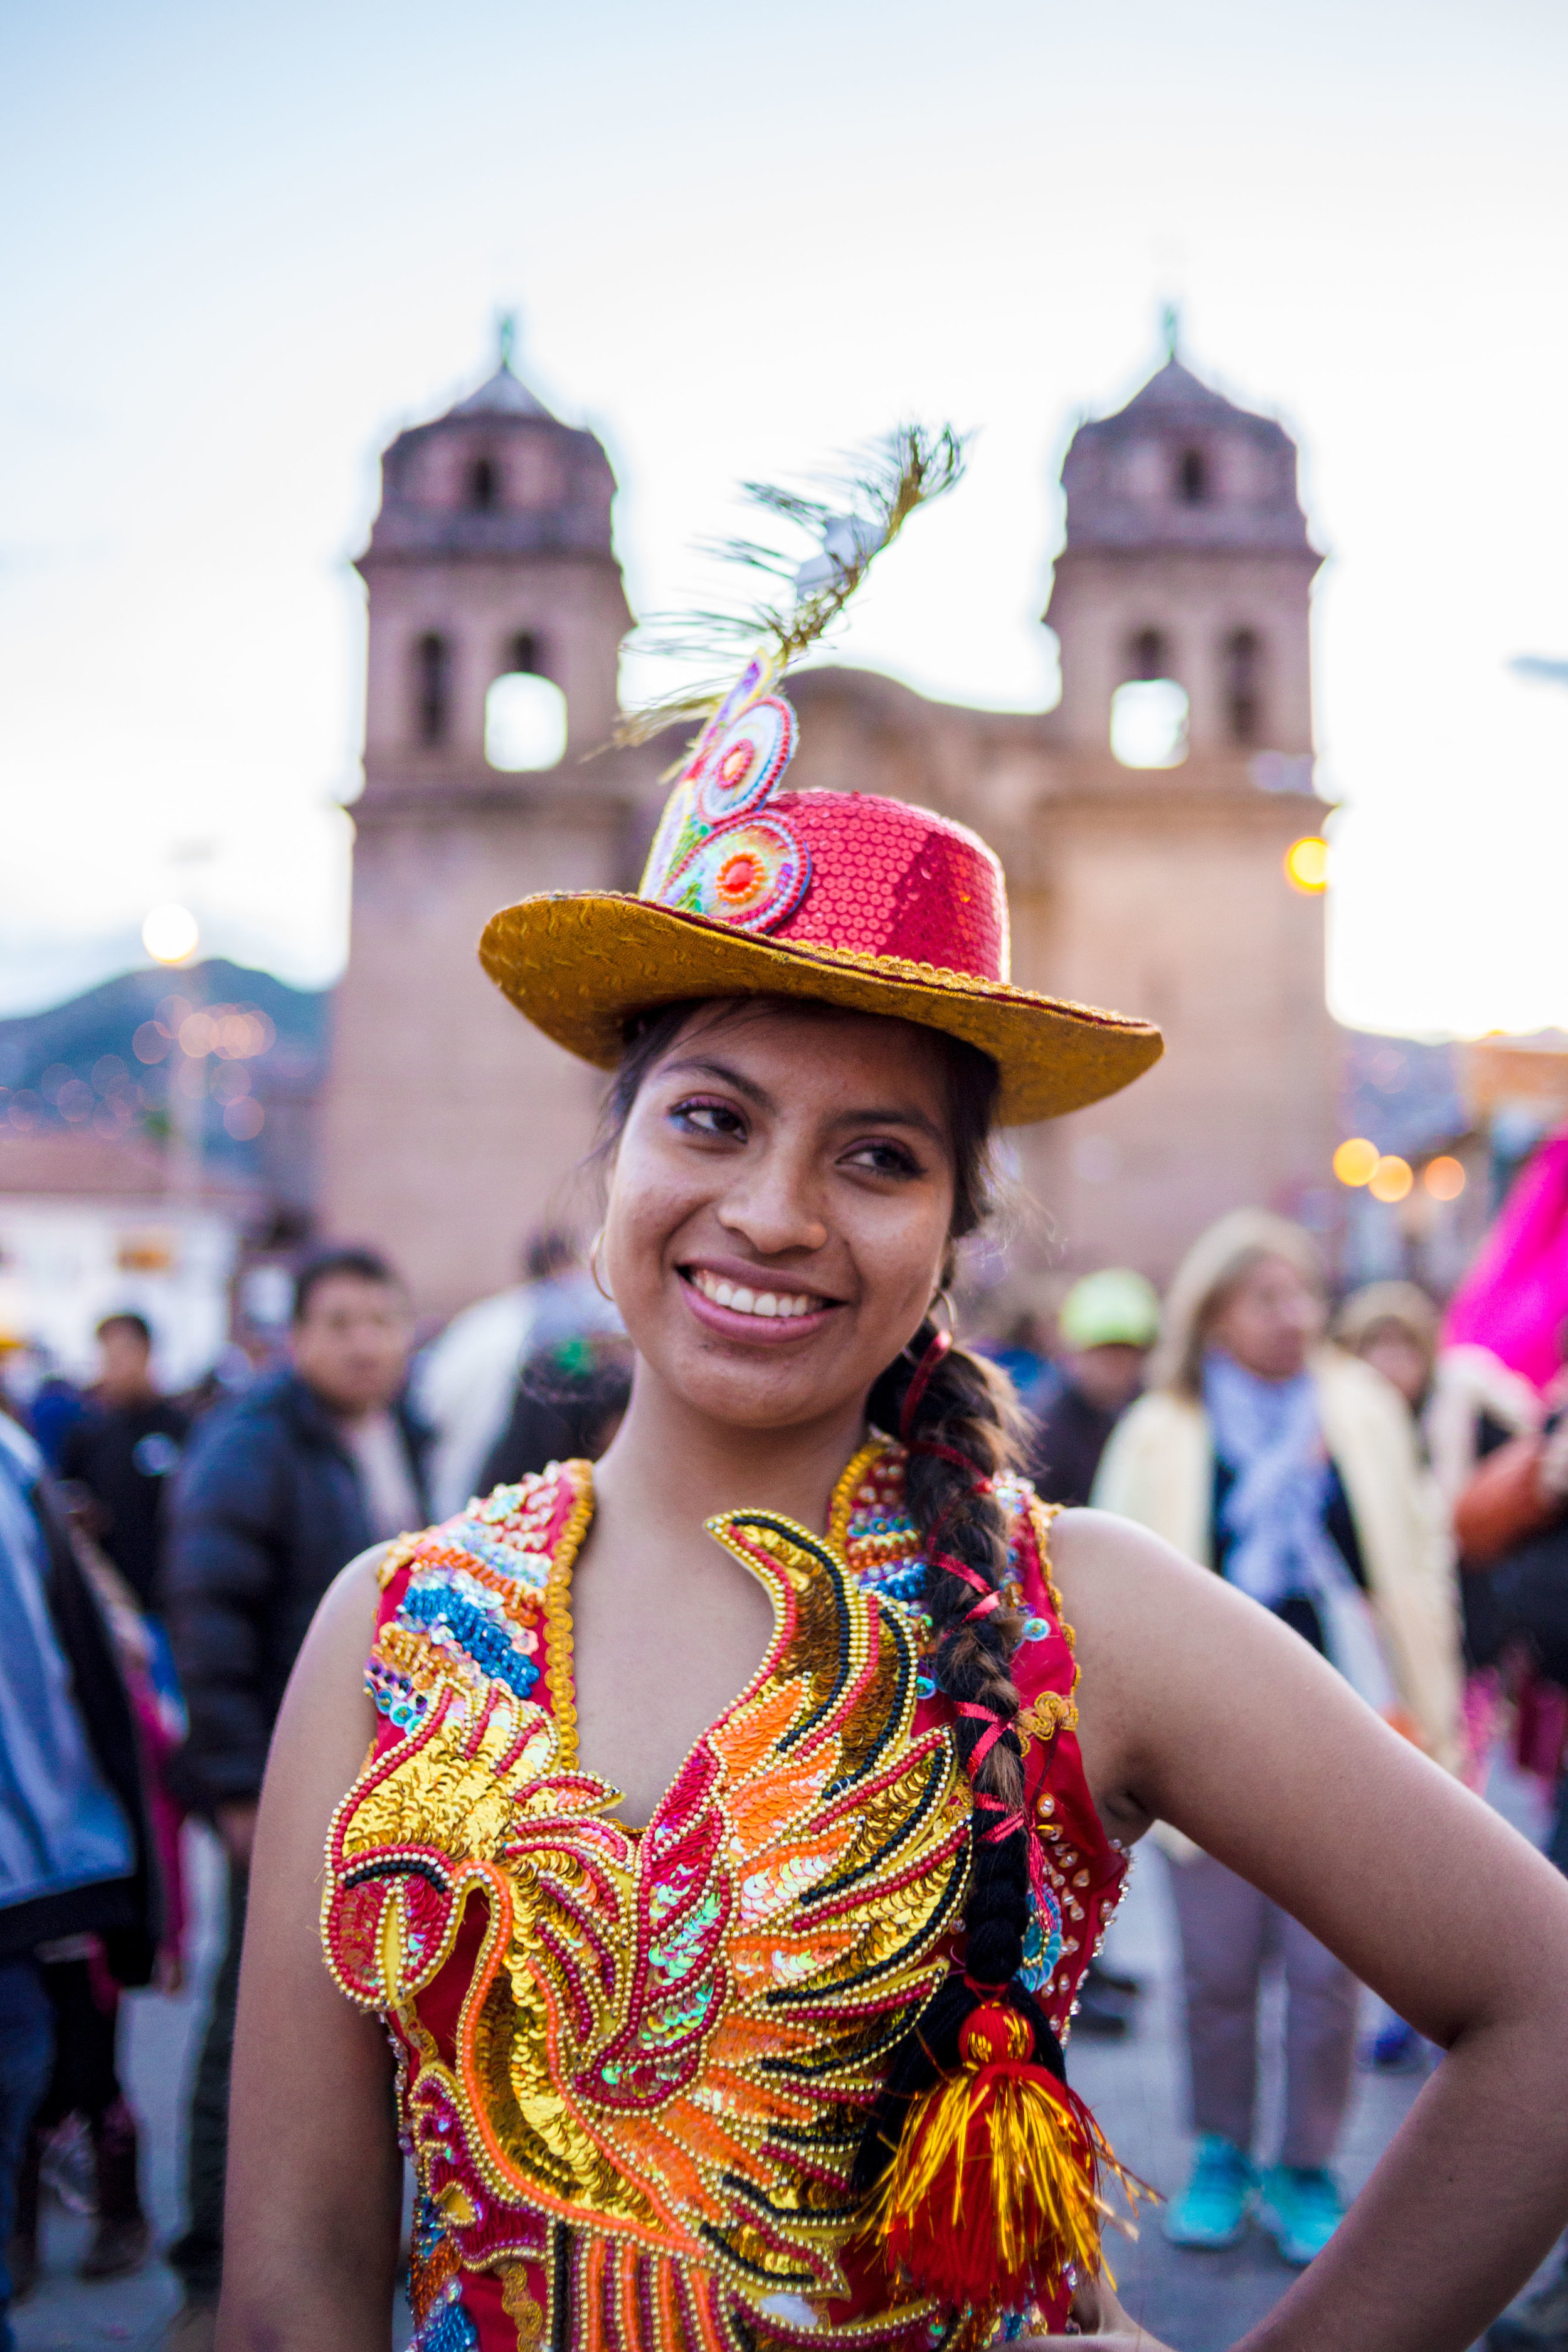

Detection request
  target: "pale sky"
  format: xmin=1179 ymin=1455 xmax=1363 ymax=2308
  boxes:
xmin=2 ymin=0 xmax=1565 ymax=1036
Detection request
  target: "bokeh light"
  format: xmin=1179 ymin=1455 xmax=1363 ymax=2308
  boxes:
xmin=223 ymin=1098 xmax=265 ymax=1141
xmin=485 ymin=673 xmax=568 ymax=771
xmin=1110 ymin=679 xmax=1190 ymax=770
xmin=142 ymin=903 xmax=200 ymax=963
xmin=1333 ymin=1136 xmax=1380 ymax=1187
xmin=1424 ymin=1155 xmax=1467 ymax=1202
xmin=1368 ymin=1153 xmax=1414 ymax=1204
xmin=1284 ymin=837 xmax=1329 ymax=894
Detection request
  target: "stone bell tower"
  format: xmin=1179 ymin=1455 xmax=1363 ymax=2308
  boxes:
xmin=320 ymin=330 xmax=650 ymax=1314
xmin=1011 ymin=326 xmax=1337 ymax=1274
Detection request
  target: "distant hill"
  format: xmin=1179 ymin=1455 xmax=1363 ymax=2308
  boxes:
xmin=0 ymin=960 xmax=329 ymax=1211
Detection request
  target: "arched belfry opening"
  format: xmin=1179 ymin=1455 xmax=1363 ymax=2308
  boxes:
xmin=413 ymin=632 xmax=450 ymax=746
xmin=1130 ymin=626 xmax=1169 ymax=681
xmin=1177 ymin=447 xmax=1208 ymax=505
xmin=1224 ymin=627 xmax=1264 ymax=744
xmin=467 ymin=455 xmax=500 ymax=511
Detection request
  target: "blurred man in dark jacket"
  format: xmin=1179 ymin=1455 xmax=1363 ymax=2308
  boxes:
xmin=0 ymin=1412 xmax=159 ymax=2351
xmin=60 ymin=1313 xmax=189 ymax=1613
xmin=160 ymin=1246 xmax=428 ymax=2348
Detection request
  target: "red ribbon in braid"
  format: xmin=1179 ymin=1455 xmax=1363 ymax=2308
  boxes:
xmin=900 ymin=1330 xmax=1030 ymax=1841
xmin=936 ymin=1555 xmax=1029 ymax=1846
xmin=898 ymin=1325 xmax=953 ymax=1440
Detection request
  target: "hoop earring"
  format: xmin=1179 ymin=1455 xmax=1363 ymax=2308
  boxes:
xmin=928 ymin=1286 xmax=955 ymax=1335
xmin=589 ymin=1230 xmax=614 ymax=1305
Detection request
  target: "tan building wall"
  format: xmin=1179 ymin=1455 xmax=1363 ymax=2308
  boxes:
xmin=320 ymin=344 xmax=1339 ymax=1317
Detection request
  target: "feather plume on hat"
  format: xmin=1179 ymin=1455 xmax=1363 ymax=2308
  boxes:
xmin=613 ymin=423 xmax=966 ymax=749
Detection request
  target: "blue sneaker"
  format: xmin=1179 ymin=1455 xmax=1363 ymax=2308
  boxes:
xmin=1163 ymin=2135 xmax=1255 ymax=2249
xmin=1258 ymin=2164 xmax=1345 ymax=2265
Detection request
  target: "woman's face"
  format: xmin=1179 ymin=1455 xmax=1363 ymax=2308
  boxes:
xmin=1357 ymin=1325 xmax=1430 ymax=1408
xmin=601 ymin=1001 xmax=959 ymax=1433
xmin=1205 ymin=1253 xmax=1325 ymax=1384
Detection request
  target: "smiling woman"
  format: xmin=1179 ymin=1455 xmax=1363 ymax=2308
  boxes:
xmin=219 ymin=443 xmax=1568 ymax=2352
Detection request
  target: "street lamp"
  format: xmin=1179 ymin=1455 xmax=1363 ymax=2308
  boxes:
xmin=143 ymin=903 xmax=200 ymax=965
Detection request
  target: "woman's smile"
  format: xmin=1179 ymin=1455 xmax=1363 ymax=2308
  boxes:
xmin=679 ymin=1258 xmax=842 ymax=1340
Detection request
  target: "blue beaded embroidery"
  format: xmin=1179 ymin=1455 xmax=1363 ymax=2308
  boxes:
xmin=398 ymin=1584 xmax=539 ymax=1700
xmin=409 ymin=2279 xmax=479 ymax=2352
xmin=1019 ymin=1877 xmax=1064 ymax=1993
xmin=447 ymin=1513 xmax=552 ymax=1594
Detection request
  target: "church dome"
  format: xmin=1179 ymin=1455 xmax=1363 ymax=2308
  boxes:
xmin=1061 ymin=352 xmax=1315 ymax=557
xmin=359 ymin=332 xmax=618 ymax=571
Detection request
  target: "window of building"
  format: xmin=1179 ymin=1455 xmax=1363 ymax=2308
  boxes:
xmin=1177 ymin=447 xmax=1208 ymax=504
xmin=467 ymin=455 xmax=500 ymax=511
xmin=414 ymin=632 xmax=450 ymax=746
xmin=485 ymin=672 xmax=568 ymax=771
xmin=1224 ymin=628 xmax=1264 ymax=744
xmin=1110 ymin=678 xmax=1189 ymax=768
xmin=505 ymin=632 xmax=540 ymax=676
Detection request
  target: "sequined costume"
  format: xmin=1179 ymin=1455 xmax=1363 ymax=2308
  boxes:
xmin=322 ymin=1438 xmax=1126 ymax=2349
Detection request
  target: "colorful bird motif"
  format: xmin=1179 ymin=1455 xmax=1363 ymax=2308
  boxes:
xmin=323 ymin=1507 xmax=973 ymax=2348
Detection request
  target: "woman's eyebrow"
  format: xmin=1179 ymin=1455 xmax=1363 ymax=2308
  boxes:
xmin=659 ymin=1055 xmax=776 ymax=1110
xmin=660 ymin=1057 xmax=945 ymax=1147
xmin=832 ymin=1103 xmax=946 ymax=1146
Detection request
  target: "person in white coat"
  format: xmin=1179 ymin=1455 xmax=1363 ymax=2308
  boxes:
xmin=1093 ymin=1209 xmax=1463 ymax=2267
xmin=415 ymin=1230 xmax=620 ymax=1519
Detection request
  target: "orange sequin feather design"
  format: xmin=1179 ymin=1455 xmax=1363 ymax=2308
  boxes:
xmin=321 ymin=1444 xmax=1127 ymax=2351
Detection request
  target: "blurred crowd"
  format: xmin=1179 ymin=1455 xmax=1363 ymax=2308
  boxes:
xmin=4 ymin=1142 xmax=1568 ymax=2351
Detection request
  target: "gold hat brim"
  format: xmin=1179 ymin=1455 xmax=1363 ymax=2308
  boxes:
xmin=479 ymin=894 xmax=1162 ymax=1125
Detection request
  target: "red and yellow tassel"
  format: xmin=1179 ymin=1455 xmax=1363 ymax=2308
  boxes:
xmin=867 ymin=2005 xmax=1145 ymax=2309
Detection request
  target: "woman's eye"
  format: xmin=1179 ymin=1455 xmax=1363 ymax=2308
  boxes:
xmin=671 ymin=1097 xmax=746 ymax=1140
xmin=844 ymin=1140 xmax=922 ymax=1177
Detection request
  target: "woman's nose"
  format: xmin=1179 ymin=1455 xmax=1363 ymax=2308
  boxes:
xmin=717 ymin=1158 xmax=829 ymax=1256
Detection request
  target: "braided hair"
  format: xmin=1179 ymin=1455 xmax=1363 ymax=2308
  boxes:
xmin=855 ymin=1146 xmax=1067 ymax=2193
xmin=602 ymin=999 xmax=1056 ymax=2180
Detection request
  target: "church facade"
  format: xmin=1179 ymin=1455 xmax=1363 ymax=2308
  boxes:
xmin=321 ymin=340 xmax=1338 ymax=1318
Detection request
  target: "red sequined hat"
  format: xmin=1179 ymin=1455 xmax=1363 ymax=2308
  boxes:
xmin=480 ymin=655 xmax=1162 ymax=1124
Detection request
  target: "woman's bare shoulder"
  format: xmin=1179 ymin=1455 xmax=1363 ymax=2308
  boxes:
xmin=1047 ymin=1503 xmax=1214 ymax=1626
xmin=1042 ymin=1508 xmax=1229 ymax=1828
xmin=271 ymin=1544 xmax=391 ymax=1756
xmin=252 ymin=1546 xmax=393 ymax=1900
xmin=304 ymin=1542 xmax=393 ymax=1670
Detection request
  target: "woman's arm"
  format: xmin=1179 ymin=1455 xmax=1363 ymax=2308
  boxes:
xmin=217 ymin=1548 xmax=402 ymax=2352
xmin=1054 ymin=1508 xmax=1568 ymax=2352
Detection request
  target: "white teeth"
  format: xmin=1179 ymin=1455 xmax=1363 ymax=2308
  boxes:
xmin=691 ymin=1269 xmax=824 ymax=1318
